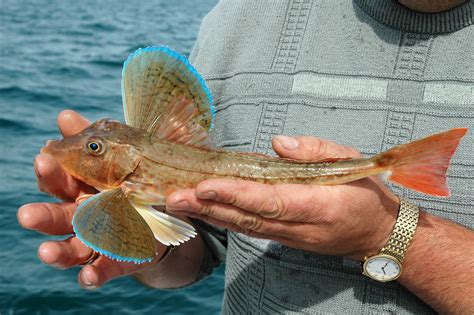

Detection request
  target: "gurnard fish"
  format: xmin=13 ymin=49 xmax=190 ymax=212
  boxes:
xmin=42 ymin=46 xmax=468 ymax=264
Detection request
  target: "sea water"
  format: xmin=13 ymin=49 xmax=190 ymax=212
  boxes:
xmin=0 ymin=0 xmax=224 ymax=313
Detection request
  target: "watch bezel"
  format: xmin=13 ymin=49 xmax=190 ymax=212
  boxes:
xmin=363 ymin=254 xmax=402 ymax=282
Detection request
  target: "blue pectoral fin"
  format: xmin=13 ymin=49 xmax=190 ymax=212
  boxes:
xmin=72 ymin=188 xmax=156 ymax=264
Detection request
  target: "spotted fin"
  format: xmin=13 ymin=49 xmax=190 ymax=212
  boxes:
xmin=131 ymin=203 xmax=197 ymax=246
xmin=122 ymin=46 xmax=214 ymax=148
xmin=72 ymin=188 xmax=156 ymax=264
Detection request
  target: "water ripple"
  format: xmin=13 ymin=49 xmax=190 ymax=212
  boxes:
xmin=1 ymin=0 xmax=222 ymax=314
xmin=0 ymin=86 xmax=64 ymax=104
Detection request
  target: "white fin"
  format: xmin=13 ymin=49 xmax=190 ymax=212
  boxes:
xmin=131 ymin=202 xmax=196 ymax=246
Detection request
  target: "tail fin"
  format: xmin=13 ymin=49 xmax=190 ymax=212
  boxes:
xmin=374 ymin=128 xmax=468 ymax=197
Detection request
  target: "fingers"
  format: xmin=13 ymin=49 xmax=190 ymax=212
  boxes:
xmin=78 ymin=255 xmax=157 ymax=289
xmin=34 ymin=153 xmax=96 ymax=201
xmin=18 ymin=202 xmax=76 ymax=235
xmin=172 ymin=179 xmax=327 ymax=222
xmin=37 ymin=236 xmax=146 ymax=288
xmin=57 ymin=110 xmax=90 ymax=137
xmin=176 ymin=209 xmax=297 ymax=244
xmin=37 ymin=234 xmax=157 ymax=289
xmin=167 ymin=189 xmax=316 ymax=240
xmin=168 ymin=189 xmax=318 ymax=242
xmin=272 ymin=135 xmax=361 ymax=161
xmin=38 ymin=237 xmax=92 ymax=269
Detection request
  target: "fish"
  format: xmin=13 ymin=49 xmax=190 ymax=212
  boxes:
xmin=41 ymin=46 xmax=468 ymax=264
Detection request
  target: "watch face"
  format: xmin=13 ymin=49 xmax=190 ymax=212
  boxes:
xmin=363 ymin=255 xmax=402 ymax=282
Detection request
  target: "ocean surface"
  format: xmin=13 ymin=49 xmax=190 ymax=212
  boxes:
xmin=0 ymin=0 xmax=224 ymax=314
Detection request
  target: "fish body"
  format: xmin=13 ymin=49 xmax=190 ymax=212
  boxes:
xmin=123 ymin=136 xmax=379 ymax=205
xmin=46 ymin=119 xmax=466 ymax=204
xmin=41 ymin=46 xmax=468 ymax=263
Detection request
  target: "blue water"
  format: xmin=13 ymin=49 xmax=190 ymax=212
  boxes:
xmin=0 ymin=0 xmax=225 ymax=313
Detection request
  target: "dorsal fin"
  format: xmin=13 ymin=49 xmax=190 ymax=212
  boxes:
xmin=121 ymin=46 xmax=214 ymax=148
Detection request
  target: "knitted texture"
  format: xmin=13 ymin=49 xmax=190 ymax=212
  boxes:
xmin=355 ymin=0 xmax=474 ymax=34
xmin=189 ymin=0 xmax=473 ymax=313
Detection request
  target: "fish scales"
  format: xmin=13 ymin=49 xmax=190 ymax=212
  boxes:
xmin=123 ymin=140 xmax=381 ymax=204
xmin=146 ymin=140 xmax=380 ymax=180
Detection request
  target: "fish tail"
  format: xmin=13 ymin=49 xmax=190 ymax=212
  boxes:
xmin=373 ymin=128 xmax=468 ymax=197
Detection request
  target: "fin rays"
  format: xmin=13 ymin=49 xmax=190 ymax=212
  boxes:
xmin=122 ymin=46 xmax=214 ymax=148
xmin=72 ymin=188 xmax=157 ymax=263
xmin=132 ymin=203 xmax=197 ymax=246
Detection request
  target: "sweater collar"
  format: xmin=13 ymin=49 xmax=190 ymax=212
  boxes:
xmin=354 ymin=0 xmax=474 ymax=33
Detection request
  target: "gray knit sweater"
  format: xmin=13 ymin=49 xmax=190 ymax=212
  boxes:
xmin=189 ymin=0 xmax=474 ymax=313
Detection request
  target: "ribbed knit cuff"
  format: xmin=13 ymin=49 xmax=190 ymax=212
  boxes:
xmin=354 ymin=0 xmax=473 ymax=33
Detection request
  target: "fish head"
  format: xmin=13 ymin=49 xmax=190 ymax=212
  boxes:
xmin=41 ymin=119 xmax=143 ymax=190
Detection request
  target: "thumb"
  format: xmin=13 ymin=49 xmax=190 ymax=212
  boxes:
xmin=57 ymin=110 xmax=91 ymax=137
xmin=272 ymin=135 xmax=361 ymax=161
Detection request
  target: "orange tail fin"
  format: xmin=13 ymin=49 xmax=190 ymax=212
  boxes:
xmin=374 ymin=128 xmax=468 ymax=197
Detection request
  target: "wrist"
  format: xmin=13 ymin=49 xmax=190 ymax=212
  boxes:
xmin=132 ymin=242 xmax=172 ymax=287
xmin=348 ymin=193 xmax=400 ymax=262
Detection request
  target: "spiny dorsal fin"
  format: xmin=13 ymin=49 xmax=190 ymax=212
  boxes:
xmin=122 ymin=46 xmax=214 ymax=148
xmin=72 ymin=188 xmax=156 ymax=264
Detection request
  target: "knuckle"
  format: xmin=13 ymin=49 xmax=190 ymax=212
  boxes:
xmin=305 ymin=234 xmax=323 ymax=246
xmin=240 ymin=228 xmax=252 ymax=236
xmin=317 ymin=199 xmax=340 ymax=225
xmin=238 ymin=215 xmax=264 ymax=232
xmin=198 ymin=203 xmax=216 ymax=217
xmin=348 ymin=147 xmax=362 ymax=158
xmin=229 ymin=180 xmax=252 ymax=207
xmin=308 ymin=138 xmax=325 ymax=159
xmin=265 ymin=186 xmax=288 ymax=219
xmin=321 ymin=210 xmax=339 ymax=225
xmin=226 ymin=188 xmax=239 ymax=205
xmin=301 ymin=229 xmax=324 ymax=246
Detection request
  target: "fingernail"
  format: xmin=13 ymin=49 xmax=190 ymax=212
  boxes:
xmin=275 ymin=135 xmax=299 ymax=150
xmin=167 ymin=200 xmax=190 ymax=211
xmin=83 ymin=283 xmax=97 ymax=290
xmin=33 ymin=157 xmax=41 ymax=178
xmin=81 ymin=273 xmax=96 ymax=289
xmin=196 ymin=190 xmax=217 ymax=200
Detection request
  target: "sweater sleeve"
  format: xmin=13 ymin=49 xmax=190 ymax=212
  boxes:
xmin=192 ymin=219 xmax=228 ymax=281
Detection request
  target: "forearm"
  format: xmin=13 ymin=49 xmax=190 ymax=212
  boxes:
xmin=134 ymin=234 xmax=205 ymax=289
xmin=399 ymin=211 xmax=474 ymax=313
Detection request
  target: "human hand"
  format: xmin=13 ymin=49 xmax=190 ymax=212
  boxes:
xmin=167 ymin=135 xmax=400 ymax=261
xmin=18 ymin=110 xmax=165 ymax=289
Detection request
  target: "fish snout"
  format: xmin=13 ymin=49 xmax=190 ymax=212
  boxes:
xmin=40 ymin=139 xmax=60 ymax=154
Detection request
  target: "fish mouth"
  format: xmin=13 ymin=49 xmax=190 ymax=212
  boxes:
xmin=40 ymin=139 xmax=60 ymax=155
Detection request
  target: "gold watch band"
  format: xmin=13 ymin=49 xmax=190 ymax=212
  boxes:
xmin=380 ymin=198 xmax=420 ymax=263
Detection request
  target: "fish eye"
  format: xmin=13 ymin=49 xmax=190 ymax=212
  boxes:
xmin=86 ymin=141 xmax=103 ymax=155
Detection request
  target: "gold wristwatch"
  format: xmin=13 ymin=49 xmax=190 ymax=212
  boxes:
xmin=363 ymin=198 xmax=419 ymax=282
